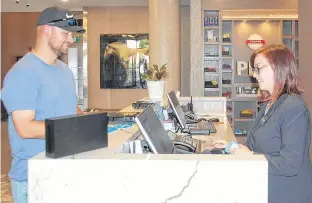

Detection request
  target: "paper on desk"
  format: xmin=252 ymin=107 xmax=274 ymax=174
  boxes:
xmin=108 ymin=123 xmax=133 ymax=134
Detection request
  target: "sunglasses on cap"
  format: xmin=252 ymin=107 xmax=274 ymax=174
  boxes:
xmin=48 ymin=17 xmax=78 ymax=26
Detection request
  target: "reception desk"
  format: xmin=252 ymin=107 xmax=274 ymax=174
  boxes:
xmin=28 ymin=97 xmax=268 ymax=203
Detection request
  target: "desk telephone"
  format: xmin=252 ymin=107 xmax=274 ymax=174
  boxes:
xmin=168 ymin=130 xmax=197 ymax=153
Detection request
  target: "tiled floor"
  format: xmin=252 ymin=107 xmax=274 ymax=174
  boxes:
xmin=1 ymin=174 xmax=12 ymax=203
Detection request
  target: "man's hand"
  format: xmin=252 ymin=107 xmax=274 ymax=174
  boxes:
xmin=77 ymin=106 xmax=85 ymax=114
xmin=12 ymin=110 xmax=45 ymax=139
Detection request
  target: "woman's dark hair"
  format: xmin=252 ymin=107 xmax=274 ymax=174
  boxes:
xmin=250 ymin=44 xmax=303 ymax=104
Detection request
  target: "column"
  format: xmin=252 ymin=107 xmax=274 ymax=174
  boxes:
xmin=190 ymin=0 xmax=203 ymax=96
xmin=298 ymin=0 xmax=312 ymax=158
xmin=149 ymin=0 xmax=181 ymax=93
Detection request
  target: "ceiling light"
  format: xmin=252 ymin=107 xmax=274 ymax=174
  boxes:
xmin=61 ymin=0 xmax=68 ymax=2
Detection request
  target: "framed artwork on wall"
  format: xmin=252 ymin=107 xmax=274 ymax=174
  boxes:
xmin=100 ymin=33 xmax=149 ymax=89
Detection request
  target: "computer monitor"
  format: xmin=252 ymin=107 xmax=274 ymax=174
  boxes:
xmin=135 ymin=106 xmax=174 ymax=154
xmin=167 ymin=91 xmax=187 ymax=128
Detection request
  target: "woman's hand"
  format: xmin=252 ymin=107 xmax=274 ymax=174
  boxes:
xmin=231 ymin=144 xmax=251 ymax=154
xmin=211 ymin=140 xmax=229 ymax=149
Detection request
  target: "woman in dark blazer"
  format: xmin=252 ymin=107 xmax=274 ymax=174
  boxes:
xmin=214 ymin=44 xmax=312 ymax=203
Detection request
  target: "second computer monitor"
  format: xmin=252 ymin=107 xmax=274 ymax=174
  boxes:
xmin=167 ymin=91 xmax=187 ymax=129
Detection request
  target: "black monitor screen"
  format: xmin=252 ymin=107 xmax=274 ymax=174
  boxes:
xmin=167 ymin=91 xmax=186 ymax=128
xmin=135 ymin=106 xmax=174 ymax=154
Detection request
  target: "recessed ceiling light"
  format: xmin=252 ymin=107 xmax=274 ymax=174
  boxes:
xmin=61 ymin=0 xmax=68 ymax=2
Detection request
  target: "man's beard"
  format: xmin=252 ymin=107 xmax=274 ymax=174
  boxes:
xmin=48 ymin=41 xmax=67 ymax=57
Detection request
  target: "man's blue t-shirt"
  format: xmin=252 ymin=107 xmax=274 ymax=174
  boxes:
xmin=1 ymin=52 xmax=78 ymax=181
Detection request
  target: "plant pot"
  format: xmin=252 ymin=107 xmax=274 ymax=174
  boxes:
xmin=146 ymin=80 xmax=166 ymax=102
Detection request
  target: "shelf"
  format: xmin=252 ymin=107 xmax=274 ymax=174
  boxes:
xmin=204 ymin=91 xmax=220 ymax=97
xmin=235 ymin=92 xmax=259 ymax=97
xmin=234 ymin=75 xmax=258 ymax=83
xmin=235 ymin=118 xmax=255 ymax=121
xmin=204 ymin=56 xmax=220 ymax=60
xmin=205 ymin=42 xmax=220 ymax=45
xmin=204 ymin=72 xmax=219 ymax=76
xmin=232 ymin=97 xmax=259 ymax=102
xmin=204 ymin=88 xmax=220 ymax=91
xmin=234 ymin=83 xmax=259 ymax=86
xmin=204 ymin=26 xmax=219 ymax=29
xmin=234 ymin=133 xmax=247 ymax=136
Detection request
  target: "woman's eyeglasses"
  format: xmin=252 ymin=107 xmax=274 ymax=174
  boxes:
xmin=252 ymin=66 xmax=259 ymax=75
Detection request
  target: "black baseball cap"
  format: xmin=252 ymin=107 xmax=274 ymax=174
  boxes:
xmin=37 ymin=6 xmax=86 ymax=33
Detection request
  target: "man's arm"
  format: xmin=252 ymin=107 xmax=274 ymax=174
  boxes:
xmin=12 ymin=110 xmax=45 ymax=139
xmin=12 ymin=106 xmax=85 ymax=139
xmin=1 ymin=65 xmax=45 ymax=139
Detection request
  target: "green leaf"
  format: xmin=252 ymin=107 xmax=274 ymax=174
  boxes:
xmin=142 ymin=74 xmax=148 ymax=80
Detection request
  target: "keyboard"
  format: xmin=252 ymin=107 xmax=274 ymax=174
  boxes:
xmin=174 ymin=135 xmax=200 ymax=149
xmin=196 ymin=121 xmax=217 ymax=133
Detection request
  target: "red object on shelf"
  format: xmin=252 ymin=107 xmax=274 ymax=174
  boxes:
xmin=245 ymin=39 xmax=265 ymax=44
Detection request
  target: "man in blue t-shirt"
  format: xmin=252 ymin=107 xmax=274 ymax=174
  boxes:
xmin=1 ymin=6 xmax=85 ymax=203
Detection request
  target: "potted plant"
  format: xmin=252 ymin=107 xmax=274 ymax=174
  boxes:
xmin=142 ymin=63 xmax=169 ymax=101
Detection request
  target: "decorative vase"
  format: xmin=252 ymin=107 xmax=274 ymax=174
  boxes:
xmin=146 ymin=80 xmax=166 ymax=102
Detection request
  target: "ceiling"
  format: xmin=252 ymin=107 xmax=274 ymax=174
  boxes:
xmin=1 ymin=0 xmax=190 ymax=12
